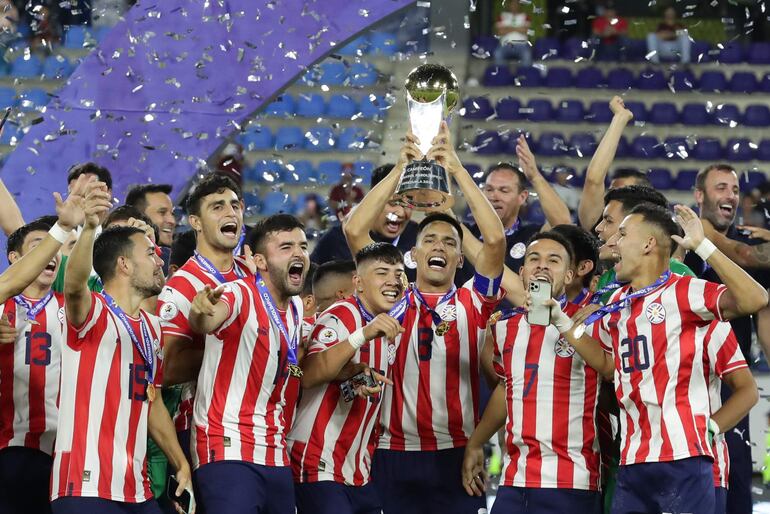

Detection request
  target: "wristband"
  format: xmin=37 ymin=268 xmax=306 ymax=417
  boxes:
xmin=48 ymin=222 xmax=72 ymax=244
xmin=552 ymin=308 xmax=574 ymax=334
xmin=695 ymin=238 xmax=717 ymax=261
xmin=348 ymin=329 xmax=366 ymax=350
xmin=708 ymin=418 xmax=721 ymax=437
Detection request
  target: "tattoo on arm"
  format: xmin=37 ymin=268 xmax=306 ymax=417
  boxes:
xmin=753 ymin=243 xmax=770 ymax=265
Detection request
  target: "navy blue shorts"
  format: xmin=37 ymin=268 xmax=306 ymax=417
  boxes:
xmin=372 ymin=447 xmax=486 ymax=514
xmin=714 ymin=486 xmax=727 ymax=514
xmin=0 ymin=446 xmax=53 ymax=514
xmin=611 ymin=457 xmax=714 ymax=514
xmin=295 ymin=481 xmax=381 ymax=514
xmin=194 ymin=460 xmax=294 ymax=514
xmin=722 ymin=412 xmax=752 ymax=514
xmin=51 ymin=497 xmax=162 ymax=514
xmin=491 ymin=486 xmax=601 ymax=514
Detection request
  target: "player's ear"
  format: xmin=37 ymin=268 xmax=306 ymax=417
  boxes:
xmin=564 ymin=268 xmax=575 ymax=286
xmin=253 ymin=253 xmax=268 ymax=271
xmin=456 ymin=254 xmax=464 ymax=269
xmin=7 ymin=251 xmax=20 ymax=264
xmin=353 ymin=273 xmax=363 ymax=293
xmin=188 ymin=214 xmax=202 ymax=233
xmin=116 ymin=254 xmax=131 ymax=276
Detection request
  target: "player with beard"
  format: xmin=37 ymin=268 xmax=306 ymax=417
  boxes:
xmin=464 ymin=232 xmax=601 ymax=513
xmin=552 ymin=203 xmax=762 ymax=514
xmin=52 ymin=183 xmax=191 ymax=513
xmin=344 ymin=123 xmax=506 ymax=514
xmin=187 ymin=214 xmax=310 ymax=514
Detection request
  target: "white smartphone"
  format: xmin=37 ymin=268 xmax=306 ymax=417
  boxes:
xmin=527 ymin=280 xmax=552 ymax=326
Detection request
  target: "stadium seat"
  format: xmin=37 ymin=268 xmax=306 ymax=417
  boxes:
xmin=729 ymin=72 xmax=757 ymax=93
xmin=568 ymin=132 xmax=597 ymax=158
xmin=681 ymin=103 xmax=711 ymax=126
xmin=359 ymin=94 xmax=390 ymax=119
xmin=537 ymin=132 xmax=567 ymax=156
xmin=42 ymin=55 xmax=73 ymax=80
xmin=669 ymin=70 xmax=697 ymax=92
xmin=471 ymin=36 xmax=499 ymax=59
xmin=624 ymin=101 xmax=647 ymax=123
xmin=631 ymin=135 xmax=662 ymax=159
xmin=718 ymin=41 xmax=745 ymax=63
xmin=522 ymin=201 xmax=546 ymax=225
xmin=242 ymin=191 xmax=260 ymax=210
xmin=625 ymin=38 xmax=648 ymax=61
xmin=465 ymin=163 xmax=483 ymax=180
xmin=482 ymin=65 xmax=514 ymax=87
xmin=317 ymin=160 xmax=343 ymax=184
xmin=674 ymin=169 xmax=699 ymax=191
xmin=760 ymin=73 xmax=770 ymax=93
xmin=304 ymin=126 xmax=336 ymax=151
xmin=525 ymin=99 xmax=553 ymax=122
xmin=327 ymin=94 xmax=358 ymax=119
xmin=575 ymin=67 xmax=604 ymax=89
xmin=514 ymin=66 xmax=543 ymax=88
xmin=261 ymin=192 xmax=294 ymax=215
xmin=239 ymin=125 xmax=273 ymax=150
xmin=555 ymin=99 xmax=584 ymax=123
xmin=274 ymin=126 xmax=304 ymax=150
xmin=63 ymin=25 xmax=94 ymax=49
xmin=353 ymin=161 xmax=374 ymax=185
xmin=758 ymin=140 xmax=770 ymax=161
xmin=472 ymin=131 xmax=504 ymax=154
xmin=462 ymin=96 xmax=494 ymax=119
xmin=561 ymin=37 xmax=591 ymax=60
xmin=318 ymin=61 xmax=347 ymax=86
xmin=585 ymin=101 xmax=612 ymax=123
xmin=264 ymin=94 xmax=295 ymax=117
xmin=502 ymin=131 xmax=535 ymax=155
xmin=725 ymin=138 xmax=756 ymax=162
xmin=743 ymin=105 xmax=770 ymax=127
xmin=295 ymin=93 xmax=326 ymax=117
xmin=544 ymin=67 xmax=573 ymax=88
xmin=533 ymin=37 xmax=560 ymax=60
xmin=698 ymin=71 xmax=728 ymax=92
xmin=10 ymin=54 xmax=42 ymax=77
xmin=0 ymin=123 xmax=21 ymax=145
xmin=713 ymin=104 xmax=741 ymax=127
xmin=287 ymin=160 xmax=315 ymax=183
xmin=338 ymin=35 xmax=368 ymax=56
xmin=369 ymin=31 xmax=399 ymax=56
xmin=252 ymin=160 xmax=285 ymax=183
xmin=635 ymin=68 xmax=667 ymax=90
xmin=646 ymin=168 xmax=673 ymax=190
xmin=606 ymin=68 xmax=634 ymax=90
xmin=649 ymin=102 xmax=678 ymax=125
xmin=748 ymin=42 xmax=770 ymax=64
xmin=740 ymin=170 xmax=766 ymax=190
xmin=496 ymin=97 xmax=523 ymax=120
xmin=348 ymin=62 xmax=378 ymax=87
xmin=0 ymin=87 xmax=16 ymax=109
xmin=693 ymin=138 xmax=724 ymax=160
xmin=18 ymin=88 xmax=49 ymax=110
xmin=663 ymin=136 xmax=692 ymax=160
xmin=691 ymin=40 xmax=712 ymax=63
xmin=614 ymin=136 xmax=630 ymax=158
xmin=337 ymin=126 xmax=368 ymax=151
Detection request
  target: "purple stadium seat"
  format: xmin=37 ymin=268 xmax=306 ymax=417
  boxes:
xmin=744 ymin=105 xmax=770 ymax=127
xmin=693 ymin=137 xmax=723 ymax=161
xmin=471 ymin=36 xmax=499 ymax=59
xmin=545 ymin=67 xmax=573 ymax=88
xmin=585 ymin=101 xmax=613 ymax=123
xmin=748 ymin=42 xmax=770 ymax=64
xmin=496 ymin=97 xmax=523 ymax=120
xmin=674 ymin=169 xmax=699 ymax=191
xmin=575 ymin=67 xmax=604 ymax=89
xmin=482 ymin=65 xmax=514 ymax=87
xmin=462 ymin=96 xmax=494 ymax=119
xmin=647 ymin=168 xmax=673 ymax=190
xmin=533 ymin=37 xmax=560 ymax=60
xmin=760 ymin=73 xmax=770 ymax=93
xmin=525 ymin=99 xmax=553 ymax=122
xmin=669 ymin=70 xmax=697 ymax=92
xmin=503 ymin=130 xmax=536 ymax=155
xmin=663 ymin=136 xmax=692 ymax=160
xmin=635 ymin=68 xmax=667 ymax=90
xmin=759 ymin=140 xmax=770 ymax=161
xmin=729 ymin=71 xmax=758 ymax=93
xmin=472 ymin=131 xmax=503 ymax=154
xmin=725 ymin=138 xmax=756 ymax=162
xmin=555 ymin=100 xmax=584 ymax=123
xmin=714 ymin=104 xmax=741 ymax=127
xmin=568 ymin=132 xmax=597 ymax=158
xmin=631 ymin=135 xmax=662 ymax=159
xmin=537 ymin=132 xmax=568 ymax=156
xmin=625 ymin=38 xmax=648 ymax=61
xmin=681 ymin=103 xmax=711 ymax=126
xmin=699 ymin=71 xmax=728 ymax=92
xmin=718 ymin=42 xmax=745 ymax=63
xmin=606 ymin=68 xmax=634 ymax=90
xmin=649 ymin=102 xmax=679 ymax=125
xmin=465 ymin=163 xmax=483 ymax=180
xmin=740 ymin=171 xmax=766 ymax=190
xmin=692 ymin=40 xmax=713 ymax=63
xmin=624 ymin=101 xmax=647 ymax=123
xmin=514 ymin=66 xmax=543 ymax=87
xmin=615 ymin=136 xmax=630 ymax=158
xmin=561 ymin=37 xmax=592 ymax=60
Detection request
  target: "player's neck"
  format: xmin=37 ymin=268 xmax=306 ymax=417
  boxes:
xmin=21 ymin=282 xmax=50 ymax=300
xmin=501 ymin=213 xmax=519 ymax=231
xmin=629 ymin=258 xmax=668 ymax=292
xmin=357 ymin=293 xmax=382 ymax=315
xmin=415 ymin=278 xmax=453 ymax=294
xmin=261 ymin=273 xmax=290 ymax=310
xmin=565 ymin=282 xmax=582 ymax=301
xmin=103 ymin=282 xmax=145 ymax=318
xmin=196 ymin=240 xmax=234 ymax=271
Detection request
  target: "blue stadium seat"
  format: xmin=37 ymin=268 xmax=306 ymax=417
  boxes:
xmin=647 ymin=168 xmax=673 ymax=190
xmin=353 ymin=161 xmax=374 ymax=185
xmin=729 ymin=72 xmax=757 ymax=93
xmin=635 ymin=68 xmax=666 ymax=90
xmin=575 ymin=67 xmax=604 ymax=89
xmin=63 ymin=25 xmax=93 ymax=49
xmin=502 ymin=131 xmax=535 ymax=155
xmin=242 ymin=191 xmax=260 ymax=210
xmin=725 ymin=138 xmax=756 ymax=162
xmin=693 ymin=138 xmax=723 ymax=161
xmin=287 ymin=160 xmax=315 ymax=183
xmin=239 ymin=125 xmax=273 ymax=150
xmin=274 ymin=126 xmax=304 ymax=150
xmin=585 ymin=101 xmax=612 ymax=123
xmin=760 ymin=73 xmax=770 ymax=93
xmin=699 ymin=71 xmax=727 ymax=92
xmin=471 ymin=36 xmax=499 ymax=59
xmin=740 ymin=170 xmax=766 ymax=190
xmin=748 ymin=42 xmax=770 ymax=64
xmin=337 ymin=126 xmax=368 ymax=151
xmin=533 ymin=37 xmax=560 ymax=60
xmin=674 ymin=169 xmax=699 ymax=191
xmin=318 ymin=61 xmax=347 ymax=86
xmin=472 ymin=131 xmax=503 ymax=154
xmin=304 ymin=126 xmax=336 ymax=151
xmin=465 ymin=163 xmax=483 ymax=180
xmin=0 ymin=123 xmax=21 ymax=145
xmin=662 ymin=136 xmax=692 ymax=160
xmin=537 ymin=132 xmax=567 ymax=156
xmin=0 ymin=87 xmax=16 ymax=109
xmin=525 ymin=99 xmax=553 ymax=122
xmin=691 ymin=40 xmax=712 ymax=63
xmin=482 ymin=65 xmax=514 ymax=87
xmin=649 ymin=102 xmax=678 ymax=125
xmin=606 ymin=68 xmax=634 ymax=90
xmin=496 ymin=97 xmax=522 ymax=120
xmin=561 ymin=37 xmax=591 ymax=60
xmin=261 ymin=192 xmax=294 ymax=215
xmin=295 ymin=93 xmax=326 ymax=117
xmin=251 ymin=160 xmax=285 ymax=183
xmin=625 ymin=38 xmax=649 ymax=61
xmin=555 ymin=99 xmax=584 ymax=123
xmin=42 ymin=55 xmax=73 ymax=79
xmin=514 ymin=66 xmax=543 ymax=88
xmin=544 ymin=67 xmax=573 ymax=88
xmin=522 ymin=201 xmax=546 ymax=225
xmin=614 ymin=136 xmax=630 ymax=158
xmin=680 ymin=103 xmax=711 ymax=126
xmin=10 ymin=54 xmax=42 ymax=77
xmin=462 ymin=96 xmax=494 ymax=119
xmin=631 ymin=135 xmax=662 ymax=159
xmin=369 ymin=31 xmax=399 ymax=56
xmin=264 ymin=94 xmax=295 ymax=117
xmin=624 ymin=101 xmax=647 ymax=123
xmin=759 ymin=140 xmax=770 ymax=161
xmin=743 ymin=105 xmax=770 ymax=127
xmin=327 ymin=94 xmax=357 ymax=119
xmin=348 ymin=62 xmax=378 ymax=87
xmin=669 ymin=70 xmax=697 ymax=92
xmin=568 ymin=132 xmax=597 ymax=158
xmin=18 ymin=88 xmax=49 ymax=110
xmin=718 ymin=41 xmax=745 ymax=63
xmin=338 ymin=35 xmax=368 ymax=56
xmin=359 ymin=94 xmax=390 ymax=119
xmin=317 ymin=160 xmax=343 ymax=184
xmin=713 ymin=104 xmax=741 ymax=127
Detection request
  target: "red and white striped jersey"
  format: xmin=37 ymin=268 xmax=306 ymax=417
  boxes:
xmin=492 ymin=302 xmax=601 ymax=490
xmin=378 ymin=281 xmax=502 ymax=451
xmin=704 ymin=321 xmax=747 ymax=488
xmin=192 ymin=279 xmax=303 ymax=469
xmin=51 ymin=294 xmax=163 ymax=503
xmin=289 ymin=298 xmax=394 ymax=486
xmin=0 ymin=293 xmax=64 ymax=455
xmin=157 ymin=255 xmax=253 ymax=432
xmin=590 ymin=273 xmax=727 ymax=466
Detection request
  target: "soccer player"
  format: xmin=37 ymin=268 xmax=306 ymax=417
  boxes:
xmin=344 ymin=124 xmax=506 ymax=514
xmin=312 ymin=260 xmax=356 ymax=313
xmin=125 ymin=184 xmax=176 ymax=248
xmin=463 ymin=232 xmax=601 ymax=513
xmin=289 ymin=242 xmax=405 ymax=514
xmin=187 ymin=214 xmax=310 ymax=514
xmin=551 ymin=203 xmax=763 ymax=514
xmin=52 ymin=184 xmax=191 ymax=513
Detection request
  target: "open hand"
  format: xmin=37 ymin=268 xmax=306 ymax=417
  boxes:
xmin=461 ymin=443 xmax=487 ymax=497
xmin=515 ymin=135 xmax=539 ymax=180
xmin=362 ymin=313 xmax=403 ymax=342
xmin=191 ymin=285 xmax=224 ymax=317
xmin=81 ymin=180 xmax=112 ymax=230
xmin=426 ymin=122 xmax=462 ymax=174
xmin=671 ymin=204 xmax=705 ymax=251
xmin=396 ymin=132 xmax=423 ymax=171
xmin=172 ymin=463 xmax=195 ymax=514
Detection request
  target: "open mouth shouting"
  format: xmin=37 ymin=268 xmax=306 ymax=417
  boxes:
xmin=220 ymin=220 xmax=239 ymax=240
xmin=287 ymin=261 xmax=305 ymax=287
xmin=718 ymin=203 xmax=735 ymax=218
xmin=42 ymin=260 xmax=57 ymax=277
xmin=384 ymin=212 xmax=404 ymax=236
xmin=532 ymin=273 xmax=552 ymax=284
xmin=427 ymin=255 xmax=447 ymax=270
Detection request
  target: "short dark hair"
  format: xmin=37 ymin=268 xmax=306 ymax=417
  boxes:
xmin=695 ymin=163 xmax=738 ymax=192
xmin=628 ymin=203 xmax=682 ymax=246
xmin=551 ymin=224 xmax=599 ymax=286
xmin=416 ymin=213 xmax=464 ymax=243
xmin=67 ymin=162 xmax=113 ymax=191
xmin=527 ymin=230 xmax=575 ymax=266
xmin=169 ymin=230 xmax=197 ymax=269
xmin=247 ymin=214 xmax=305 ymax=254
xmin=312 ymin=260 xmax=356 ymax=291
xmin=93 ymin=226 xmax=145 ymax=283
xmin=354 ymin=242 xmax=404 ymax=268
xmin=611 ymin=168 xmax=651 ymax=187
xmin=604 ymin=185 xmax=668 ymax=215
xmin=103 ymin=205 xmax=160 ymax=243
xmin=485 ymin=163 xmax=528 ymax=192
xmin=6 ymin=218 xmax=56 ymax=262
xmin=185 ymin=173 xmax=242 ymax=216
xmin=125 ymin=184 xmax=173 ymax=213
xmin=370 ymin=164 xmax=395 ymax=189
xmin=302 ymin=262 xmax=318 ymax=296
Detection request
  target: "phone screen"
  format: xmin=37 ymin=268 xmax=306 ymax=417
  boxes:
xmin=167 ymin=477 xmax=191 ymax=514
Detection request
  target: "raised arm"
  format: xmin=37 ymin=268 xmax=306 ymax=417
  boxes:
xmin=578 ymin=96 xmax=633 ymax=230
xmin=673 ymin=205 xmax=769 ymax=318
xmin=701 ymin=219 xmax=770 ymax=269
xmin=343 ymin=133 xmax=422 ymax=256
xmin=515 ymin=135 xmax=571 ymax=229
xmin=188 ymin=285 xmax=230 ymax=335
xmin=0 ymin=176 xmax=23 ymax=236
xmin=461 ymin=225 xmax=525 ymax=305
xmin=429 ymin=122 xmax=505 ymax=280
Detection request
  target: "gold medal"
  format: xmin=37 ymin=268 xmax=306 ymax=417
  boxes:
xmin=436 ymin=320 xmax=450 ymax=336
xmin=487 ymin=311 xmax=502 ymax=327
xmin=288 ymin=363 xmax=304 ymax=378
xmin=146 ymin=383 xmax=156 ymax=403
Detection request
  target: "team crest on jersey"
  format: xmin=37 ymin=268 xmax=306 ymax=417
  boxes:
xmin=318 ymin=328 xmax=338 ymax=344
xmin=159 ymin=302 xmax=179 ymax=321
xmin=510 ymin=242 xmax=526 ymax=260
xmin=439 ymin=304 xmax=457 ymax=321
xmin=403 ymin=250 xmax=417 ymax=269
xmin=387 ymin=343 xmax=397 ymax=365
xmin=554 ymin=337 xmax=575 ymax=358
xmin=57 ymin=306 xmax=66 ymax=325
xmin=645 ymin=302 xmax=666 ymax=324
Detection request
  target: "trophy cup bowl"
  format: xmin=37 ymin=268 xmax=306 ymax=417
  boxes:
xmin=395 ymin=64 xmax=460 ymax=211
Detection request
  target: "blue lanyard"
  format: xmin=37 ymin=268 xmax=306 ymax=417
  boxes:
xmin=572 ymin=288 xmax=590 ymax=306
xmin=496 ymin=294 xmax=567 ymax=323
xmin=102 ymin=293 xmax=155 ymax=381
xmin=13 ymin=290 xmax=54 ymax=321
xmin=354 ymin=294 xmax=410 ymax=324
xmin=583 ymin=271 xmax=671 ymax=327
xmin=255 ymin=273 xmax=299 ymax=366
xmin=233 ymin=226 xmax=246 ymax=256
xmin=412 ymin=286 xmax=456 ymax=325
xmin=193 ymin=251 xmax=245 ymax=283
xmin=590 ymin=280 xmax=624 ymax=305
xmin=478 ymin=219 xmax=519 ymax=242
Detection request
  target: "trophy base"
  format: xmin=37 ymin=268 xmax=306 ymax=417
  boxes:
xmin=395 ymin=160 xmax=454 ymax=212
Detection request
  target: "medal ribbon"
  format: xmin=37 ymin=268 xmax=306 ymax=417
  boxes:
xmin=412 ymin=286 xmax=457 ymax=326
xmin=255 ymin=273 xmax=299 ymax=366
xmin=590 ymin=280 xmax=624 ymax=305
xmin=573 ymin=288 xmax=590 ymax=306
xmin=583 ymin=271 xmax=671 ymax=327
xmin=13 ymin=290 xmax=54 ymax=321
xmin=102 ymin=293 xmax=155 ymax=381
xmin=193 ymin=250 xmax=245 ymax=283
xmin=233 ymin=226 xmax=246 ymax=256
xmin=355 ymin=293 xmax=410 ymax=324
